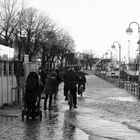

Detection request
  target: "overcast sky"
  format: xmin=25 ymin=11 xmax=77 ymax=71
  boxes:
xmin=28 ymin=0 xmax=140 ymax=61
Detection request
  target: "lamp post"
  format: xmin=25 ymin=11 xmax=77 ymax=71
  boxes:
xmin=105 ymin=49 xmax=113 ymax=60
xmin=111 ymin=41 xmax=121 ymax=87
xmin=126 ymin=22 xmax=140 ymax=87
xmin=128 ymin=40 xmax=130 ymax=63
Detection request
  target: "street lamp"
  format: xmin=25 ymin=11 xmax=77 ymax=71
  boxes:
xmin=105 ymin=49 xmax=113 ymax=60
xmin=128 ymin=40 xmax=130 ymax=63
xmin=111 ymin=41 xmax=121 ymax=87
xmin=126 ymin=21 xmax=140 ymax=86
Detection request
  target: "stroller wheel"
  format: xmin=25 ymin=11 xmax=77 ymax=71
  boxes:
xmin=26 ymin=116 xmax=29 ymax=120
xmin=22 ymin=110 xmax=25 ymax=121
xmin=39 ymin=111 xmax=42 ymax=120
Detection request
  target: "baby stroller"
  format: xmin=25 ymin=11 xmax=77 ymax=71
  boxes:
xmin=21 ymin=95 xmax=42 ymax=120
xmin=21 ymin=72 xmax=42 ymax=120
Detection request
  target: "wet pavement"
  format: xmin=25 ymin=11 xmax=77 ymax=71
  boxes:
xmin=1 ymin=71 xmax=140 ymax=139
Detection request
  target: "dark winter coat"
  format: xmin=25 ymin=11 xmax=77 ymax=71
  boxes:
xmin=24 ymin=72 xmax=40 ymax=102
xmin=43 ymin=76 xmax=58 ymax=96
xmin=77 ymin=71 xmax=86 ymax=84
xmin=63 ymin=70 xmax=78 ymax=89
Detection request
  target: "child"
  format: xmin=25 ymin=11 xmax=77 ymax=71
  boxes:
xmin=43 ymin=71 xmax=58 ymax=109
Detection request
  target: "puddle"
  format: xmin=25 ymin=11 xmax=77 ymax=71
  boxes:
xmin=77 ymin=115 xmax=140 ymax=140
xmin=109 ymin=97 xmax=137 ymax=102
xmin=0 ymin=115 xmax=17 ymax=128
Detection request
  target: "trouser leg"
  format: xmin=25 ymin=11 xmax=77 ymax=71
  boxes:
xmin=49 ymin=94 xmax=53 ymax=107
xmin=64 ymin=85 xmax=68 ymax=99
xmin=37 ymin=95 xmax=41 ymax=107
xmin=83 ymin=83 xmax=85 ymax=91
xmin=64 ymin=85 xmax=67 ymax=96
xmin=56 ymin=84 xmax=59 ymax=93
xmin=44 ymin=94 xmax=48 ymax=108
xmin=53 ymin=87 xmax=57 ymax=100
xmin=72 ymin=87 xmax=77 ymax=106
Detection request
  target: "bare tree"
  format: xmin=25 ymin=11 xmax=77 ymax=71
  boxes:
xmin=55 ymin=29 xmax=75 ymax=68
xmin=14 ymin=7 xmax=52 ymax=62
xmin=0 ymin=0 xmax=21 ymax=46
xmin=81 ymin=50 xmax=96 ymax=70
xmin=0 ymin=0 xmax=77 ymax=72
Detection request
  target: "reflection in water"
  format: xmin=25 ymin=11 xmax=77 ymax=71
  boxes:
xmin=44 ymin=104 xmax=59 ymax=125
xmin=46 ymin=110 xmax=58 ymax=137
xmin=0 ymin=116 xmax=17 ymax=126
xmin=62 ymin=120 xmax=76 ymax=140
xmin=23 ymin=120 xmax=41 ymax=140
xmin=61 ymin=111 xmax=77 ymax=140
xmin=22 ymin=98 xmax=79 ymax=140
xmin=42 ymin=102 xmax=60 ymax=139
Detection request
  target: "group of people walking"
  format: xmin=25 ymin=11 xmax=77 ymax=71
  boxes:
xmin=24 ymin=66 xmax=86 ymax=112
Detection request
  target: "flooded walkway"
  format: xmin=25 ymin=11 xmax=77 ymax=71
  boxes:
xmin=1 ymin=73 xmax=140 ymax=139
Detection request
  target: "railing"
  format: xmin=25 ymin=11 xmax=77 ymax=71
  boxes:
xmin=96 ymin=73 xmax=140 ymax=99
xmin=124 ymin=82 xmax=139 ymax=97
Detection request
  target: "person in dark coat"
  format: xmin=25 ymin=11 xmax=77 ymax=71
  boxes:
xmin=24 ymin=71 xmax=40 ymax=118
xmin=77 ymin=70 xmax=86 ymax=93
xmin=39 ymin=68 xmax=47 ymax=90
xmin=63 ymin=66 xmax=79 ymax=108
xmin=43 ymin=71 xmax=58 ymax=110
xmin=55 ymin=69 xmax=61 ymax=95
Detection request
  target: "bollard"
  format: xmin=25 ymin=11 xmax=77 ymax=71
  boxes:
xmin=134 ymin=83 xmax=138 ymax=96
xmin=131 ymin=83 xmax=133 ymax=95
xmin=125 ymin=81 xmax=128 ymax=92
xmin=126 ymin=81 xmax=129 ymax=92
xmin=136 ymin=84 xmax=139 ymax=96
xmin=134 ymin=83 xmax=136 ymax=96
xmin=138 ymin=85 xmax=140 ymax=97
xmin=127 ymin=81 xmax=130 ymax=91
xmin=136 ymin=84 xmax=138 ymax=96
xmin=129 ymin=82 xmax=131 ymax=93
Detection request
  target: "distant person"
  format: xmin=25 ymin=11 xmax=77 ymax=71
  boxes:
xmin=55 ymin=69 xmax=62 ymax=94
xmin=39 ymin=68 xmax=47 ymax=90
xmin=37 ymin=74 xmax=44 ymax=106
xmin=63 ymin=67 xmax=69 ymax=100
xmin=77 ymin=70 xmax=86 ymax=93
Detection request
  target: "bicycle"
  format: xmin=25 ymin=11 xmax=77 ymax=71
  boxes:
xmin=68 ymin=89 xmax=73 ymax=110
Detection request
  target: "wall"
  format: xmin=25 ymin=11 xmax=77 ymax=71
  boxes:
xmin=0 ymin=75 xmax=17 ymax=106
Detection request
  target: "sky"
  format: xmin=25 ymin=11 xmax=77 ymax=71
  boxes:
xmin=27 ymin=0 xmax=140 ymax=62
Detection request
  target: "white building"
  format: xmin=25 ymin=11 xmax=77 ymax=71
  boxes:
xmin=0 ymin=44 xmax=14 ymax=60
xmin=0 ymin=44 xmax=17 ymax=107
